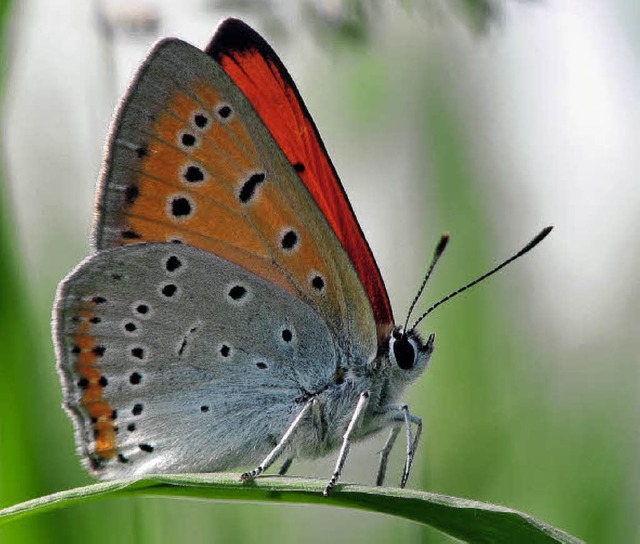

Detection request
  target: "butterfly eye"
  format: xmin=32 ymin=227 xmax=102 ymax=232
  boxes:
xmin=391 ymin=334 xmax=416 ymax=371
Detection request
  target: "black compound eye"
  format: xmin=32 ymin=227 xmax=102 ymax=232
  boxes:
xmin=393 ymin=336 xmax=416 ymax=370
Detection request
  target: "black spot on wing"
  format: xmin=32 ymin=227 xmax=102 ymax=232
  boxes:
xmin=165 ymin=255 xmax=182 ymax=272
xmin=311 ymin=274 xmax=325 ymax=292
xmin=170 ymin=196 xmax=193 ymax=217
xmin=131 ymin=347 xmax=144 ymax=359
xmin=181 ymin=133 xmax=196 ymax=147
xmin=183 ymin=165 xmax=204 ymax=183
xmin=194 ymin=113 xmax=209 ymax=128
xmin=217 ymin=105 xmax=232 ymax=119
xmin=124 ymin=185 xmax=140 ymax=204
xmin=161 ymin=284 xmax=178 ymax=297
xmin=238 ymin=173 xmax=265 ymax=204
xmin=281 ymin=229 xmax=298 ymax=251
xmin=228 ymin=285 xmax=247 ymax=300
xmin=122 ymin=230 xmax=141 ymax=240
xmin=93 ymin=345 xmax=106 ymax=357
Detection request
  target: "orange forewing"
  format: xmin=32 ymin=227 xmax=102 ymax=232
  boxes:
xmin=103 ymin=77 xmax=348 ymax=330
xmin=206 ymin=18 xmax=394 ymax=329
xmin=114 ymin=83 xmax=311 ymax=297
xmin=94 ymin=36 xmax=379 ymax=359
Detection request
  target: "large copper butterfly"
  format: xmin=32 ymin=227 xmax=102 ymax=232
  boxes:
xmin=53 ymin=18 xmax=551 ymax=495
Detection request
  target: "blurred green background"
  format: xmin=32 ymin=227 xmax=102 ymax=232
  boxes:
xmin=1 ymin=1 xmax=638 ymax=542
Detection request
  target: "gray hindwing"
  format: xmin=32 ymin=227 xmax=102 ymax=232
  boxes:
xmin=54 ymin=242 xmax=337 ymax=477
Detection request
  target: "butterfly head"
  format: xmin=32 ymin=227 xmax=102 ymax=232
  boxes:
xmin=386 ymin=326 xmax=435 ymax=381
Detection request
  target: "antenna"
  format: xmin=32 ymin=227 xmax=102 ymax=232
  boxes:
xmin=410 ymin=226 xmax=553 ymax=331
xmin=403 ymin=233 xmax=450 ymax=331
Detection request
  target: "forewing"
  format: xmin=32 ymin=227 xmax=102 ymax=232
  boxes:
xmin=206 ymin=18 xmax=394 ymax=331
xmin=54 ymin=243 xmax=337 ymax=477
xmin=94 ymin=37 xmax=377 ymax=365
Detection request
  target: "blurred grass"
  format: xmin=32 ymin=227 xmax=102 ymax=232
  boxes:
xmin=0 ymin=2 xmax=50 ymax=542
xmin=414 ymin=62 xmax=510 ymax=543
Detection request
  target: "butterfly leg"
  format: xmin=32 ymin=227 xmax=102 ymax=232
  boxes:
xmin=399 ymin=405 xmax=422 ymax=488
xmin=376 ymin=425 xmax=401 ymax=486
xmin=240 ymin=398 xmax=315 ymax=482
xmin=278 ymin=457 xmax=294 ymax=476
xmin=323 ymin=391 xmax=370 ymax=497
xmin=377 ymin=404 xmax=422 ymax=488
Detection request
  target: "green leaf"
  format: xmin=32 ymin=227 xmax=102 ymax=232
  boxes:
xmin=0 ymin=474 xmax=583 ymax=543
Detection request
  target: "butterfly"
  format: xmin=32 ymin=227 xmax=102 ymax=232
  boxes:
xmin=53 ymin=18 xmax=551 ymax=496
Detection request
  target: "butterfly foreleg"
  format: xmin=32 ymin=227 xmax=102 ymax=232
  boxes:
xmin=240 ymin=398 xmax=315 ymax=482
xmin=323 ymin=391 xmax=370 ymax=497
xmin=376 ymin=424 xmax=401 ymax=486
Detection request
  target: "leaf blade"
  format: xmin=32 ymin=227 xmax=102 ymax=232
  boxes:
xmin=0 ymin=474 xmax=583 ymax=543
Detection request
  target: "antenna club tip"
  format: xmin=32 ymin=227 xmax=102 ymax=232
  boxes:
xmin=531 ymin=225 xmax=554 ymax=245
xmin=436 ymin=232 xmax=450 ymax=255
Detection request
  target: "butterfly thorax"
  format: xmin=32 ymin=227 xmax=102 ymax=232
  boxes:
xmin=290 ymin=328 xmax=434 ymax=458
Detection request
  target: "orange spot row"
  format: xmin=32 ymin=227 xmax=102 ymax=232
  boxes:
xmin=72 ymin=301 xmax=118 ymax=461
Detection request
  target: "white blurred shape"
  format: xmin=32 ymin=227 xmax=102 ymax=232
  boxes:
xmin=488 ymin=1 xmax=640 ymax=349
